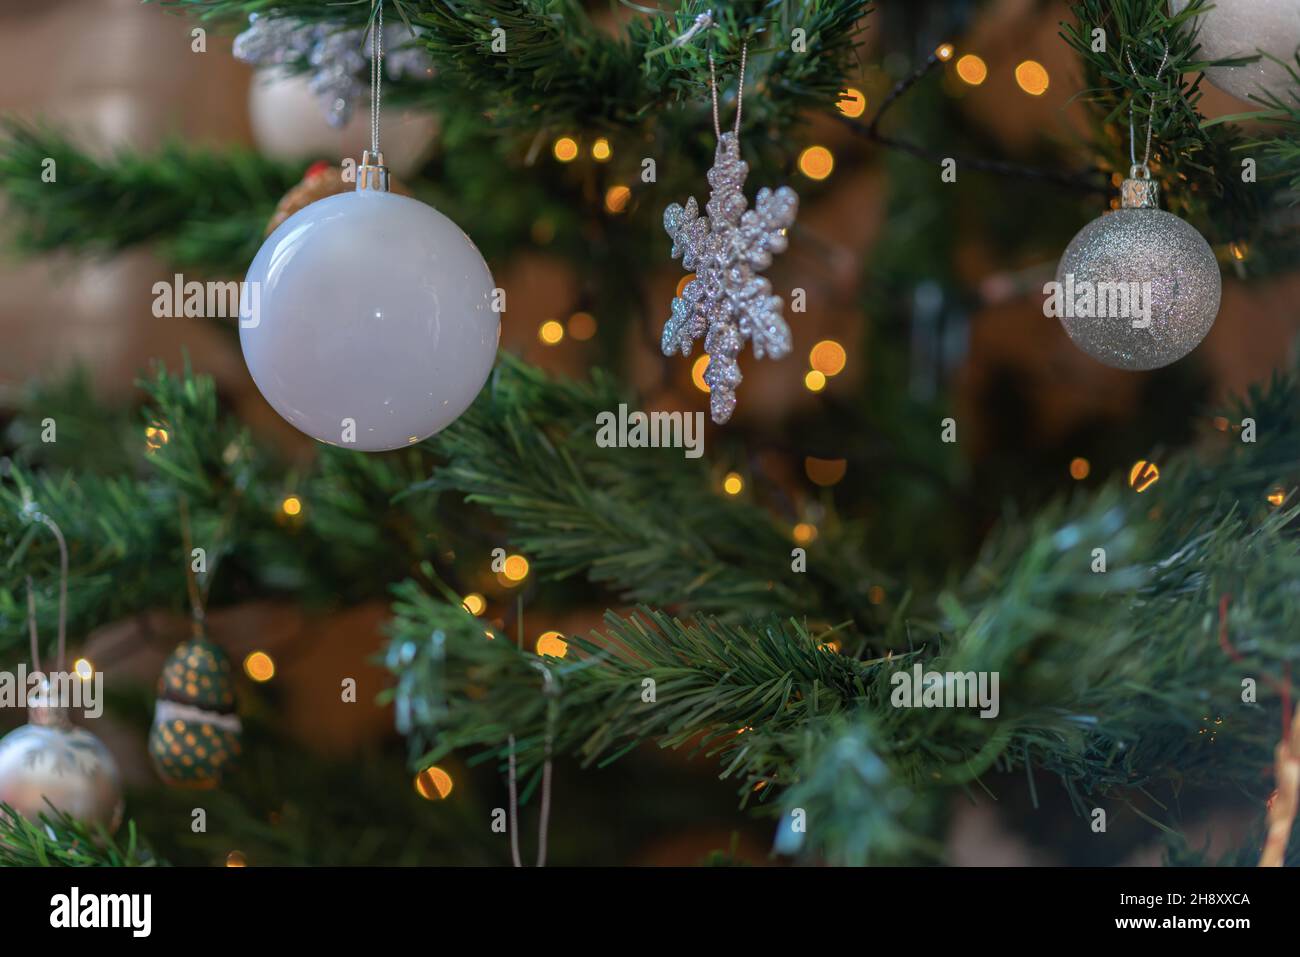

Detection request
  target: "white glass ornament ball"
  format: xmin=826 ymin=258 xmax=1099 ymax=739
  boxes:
xmin=1170 ymin=0 xmax=1300 ymax=103
xmin=240 ymin=190 xmax=499 ymax=451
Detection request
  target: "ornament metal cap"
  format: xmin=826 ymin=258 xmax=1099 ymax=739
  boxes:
xmin=27 ymin=677 xmax=71 ymax=729
xmin=356 ymin=150 xmax=390 ymax=193
xmin=1121 ymin=164 xmax=1159 ymax=210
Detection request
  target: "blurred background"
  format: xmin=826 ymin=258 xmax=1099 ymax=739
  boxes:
xmin=0 ymin=0 xmax=1296 ymax=865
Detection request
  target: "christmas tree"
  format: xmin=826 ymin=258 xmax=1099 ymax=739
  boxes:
xmin=1 ymin=0 xmax=1299 ymax=869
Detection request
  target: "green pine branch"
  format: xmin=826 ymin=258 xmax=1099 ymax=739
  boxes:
xmin=0 ymin=804 xmax=163 ymax=866
xmin=1063 ymin=0 xmax=1299 ymax=266
xmin=383 ymin=364 xmax=1300 ymax=864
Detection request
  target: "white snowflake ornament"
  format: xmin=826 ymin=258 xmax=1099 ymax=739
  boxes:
xmin=663 ymin=131 xmax=798 ymax=423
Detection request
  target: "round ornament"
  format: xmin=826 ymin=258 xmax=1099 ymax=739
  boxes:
xmin=1054 ymin=169 xmax=1221 ymax=370
xmin=0 ymin=697 xmax=123 ymax=833
xmin=1170 ymin=0 xmax=1300 ymax=103
xmin=149 ymin=630 xmax=242 ymax=789
xmin=239 ymin=151 xmax=499 ymax=451
xmin=249 ymin=68 xmax=437 ymax=178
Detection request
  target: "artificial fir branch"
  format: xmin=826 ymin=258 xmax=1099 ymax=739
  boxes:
xmin=384 ymin=366 xmax=1300 ymax=864
xmin=0 ymin=804 xmax=162 ymax=866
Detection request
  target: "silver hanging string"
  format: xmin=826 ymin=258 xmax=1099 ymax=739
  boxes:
xmin=505 ymin=601 xmax=557 ymax=868
xmin=1126 ymin=43 xmax=1170 ymax=176
xmin=23 ymin=512 xmax=70 ymax=675
xmin=708 ymin=40 xmax=749 ymax=140
xmin=370 ymin=0 xmax=384 ymax=157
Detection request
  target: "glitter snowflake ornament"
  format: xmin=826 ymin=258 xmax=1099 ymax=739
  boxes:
xmin=662 ymin=52 xmax=799 ymax=424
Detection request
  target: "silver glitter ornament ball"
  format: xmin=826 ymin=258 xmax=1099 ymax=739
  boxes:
xmin=0 ymin=703 xmax=123 ymax=833
xmin=1054 ymin=173 xmax=1220 ymax=371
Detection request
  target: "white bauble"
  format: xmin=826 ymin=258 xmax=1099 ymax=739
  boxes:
xmin=249 ymin=69 xmax=438 ymax=179
xmin=1171 ymin=0 xmax=1300 ymax=102
xmin=240 ymin=189 xmax=499 ymax=451
xmin=0 ymin=714 xmax=124 ymax=833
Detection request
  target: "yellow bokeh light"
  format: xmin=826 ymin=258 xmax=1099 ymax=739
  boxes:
xmin=837 ymin=87 xmax=867 ymax=118
xmin=591 ymin=137 xmax=612 ymax=161
xmin=73 ymin=658 xmax=94 ymax=680
xmin=935 ymin=43 xmax=955 ymax=62
xmin=955 ymin=54 xmax=988 ymax=86
xmin=1015 ymin=60 xmax=1050 ymax=96
xmin=552 ymin=136 xmax=579 ymax=162
xmin=691 ymin=355 xmax=711 ymax=393
xmin=539 ymin=320 xmax=565 ymax=345
xmin=868 ymin=585 xmax=886 ymax=605
xmin=604 ymin=185 xmax=632 ymax=214
xmin=415 ymin=766 xmax=454 ymax=800
xmin=804 ymin=370 xmax=827 ymax=392
xmin=1129 ymin=460 xmax=1160 ymax=493
xmin=536 ymin=631 xmax=568 ymax=658
xmin=809 ymin=340 xmax=847 ymax=376
xmin=568 ymin=312 xmax=597 ymax=341
xmin=243 ymin=651 xmax=275 ymax=683
xmin=1267 ymin=487 xmax=1286 ymax=507
xmin=1230 ymin=240 xmax=1249 ymax=261
xmin=798 ymin=145 xmax=834 ymax=181
xmin=1069 ymin=457 xmax=1091 ymax=481
xmin=225 ymin=851 xmax=246 ymax=867
xmin=502 ymin=554 xmax=530 ymax=582
xmin=281 ymin=495 xmax=303 ymax=517
xmin=805 ymin=456 xmax=847 ymax=487
xmin=144 ymin=424 xmax=169 ymax=453
xmin=793 ymin=522 xmax=818 ymax=544
xmin=723 ymin=472 xmax=744 ymax=496
xmin=462 ymin=593 xmax=486 ymax=616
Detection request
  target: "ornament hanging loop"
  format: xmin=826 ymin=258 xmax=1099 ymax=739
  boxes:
xmin=1120 ymin=42 xmax=1169 ymax=210
xmin=708 ymin=40 xmax=749 ymax=141
xmin=357 ymin=1 xmax=390 ymax=192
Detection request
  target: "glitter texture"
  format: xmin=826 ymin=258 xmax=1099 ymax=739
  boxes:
xmin=1170 ymin=0 xmax=1300 ymax=102
xmin=234 ymin=14 xmax=432 ymax=128
xmin=662 ymin=132 xmax=799 ymax=423
xmin=1055 ymin=204 xmax=1221 ymax=371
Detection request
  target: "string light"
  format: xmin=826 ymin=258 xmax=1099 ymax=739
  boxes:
xmin=804 ymin=370 xmax=827 ymax=392
xmin=225 ymin=851 xmax=247 ymax=867
xmin=723 ymin=472 xmax=744 ymax=495
xmin=955 ymin=54 xmax=988 ymax=85
xmin=144 ymin=423 xmax=169 ymax=453
xmin=804 ymin=457 xmax=847 ymax=487
xmin=281 ymin=495 xmax=303 ymax=517
xmin=837 ymin=87 xmax=867 ymax=118
xmin=935 ymin=43 xmax=955 ymax=62
xmin=1069 ymin=457 xmax=1091 ymax=480
xmin=501 ymin=554 xmax=530 ymax=583
xmin=415 ymin=766 xmax=454 ymax=800
xmin=1230 ymin=240 xmax=1249 ymax=262
xmin=604 ymin=184 xmax=632 ymax=214
xmin=691 ymin=355 xmax=711 ymax=393
xmin=798 ymin=145 xmax=834 ymax=181
xmin=1129 ymin=460 xmax=1160 ymax=493
xmin=793 ymin=522 xmax=818 ymax=544
xmin=1267 ymin=487 xmax=1286 ymax=507
xmin=539 ymin=320 xmax=565 ymax=344
xmin=73 ymin=658 xmax=94 ymax=681
xmin=462 ymin=593 xmax=486 ymax=615
xmin=243 ymin=651 xmax=275 ymax=683
xmin=809 ymin=340 xmax=847 ymax=376
xmin=868 ymin=585 xmax=886 ymax=605
xmin=552 ymin=136 xmax=579 ymax=162
xmin=1015 ymin=60 xmax=1050 ymax=96
xmin=591 ymin=137 xmax=612 ymax=161
xmin=536 ymin=631 xmax=568 ymax=657
xmin=567 ymin=312 xmax=597 ymax=340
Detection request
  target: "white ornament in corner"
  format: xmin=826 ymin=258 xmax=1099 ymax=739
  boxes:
xmin=249 ymin=68 xmax=438 ymax=178
xmin=239 ymin=151 xmax=499 ymax=452
xmin=1170 ymin=0 xmax=1300 ymax=103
